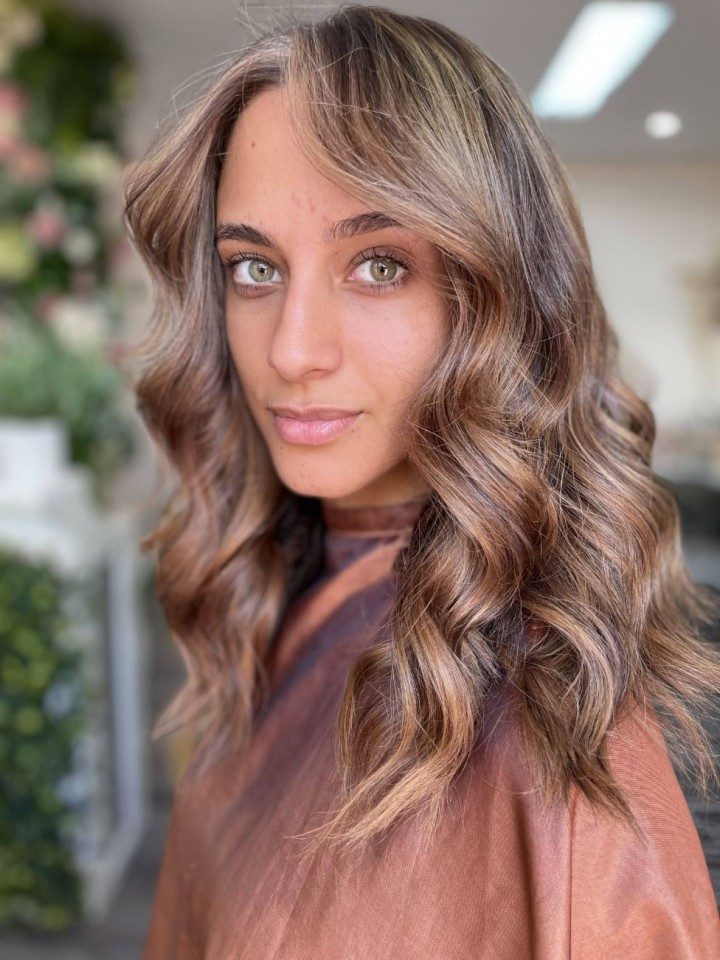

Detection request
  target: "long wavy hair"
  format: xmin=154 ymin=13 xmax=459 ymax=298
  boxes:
xmin=123 ymin=3 xmax=720 ymax=861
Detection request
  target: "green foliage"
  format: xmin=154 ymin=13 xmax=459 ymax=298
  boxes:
xmin=8 ymin=0 xmax=133 ymax=153
xmin=0 ymin=171 xmax=107 ymax=300
xmin=0 ymin=1 xmax=137 ymax=923
xmin=0 ymin=316 xmax=136 ymax=502
xmin=0 ymin=547 xmax=87 ymax=931
xmin=0 ymin=0 xmax=139 ymax=504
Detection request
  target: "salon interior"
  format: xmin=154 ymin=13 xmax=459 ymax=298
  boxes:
xmin=1 ymin=0 xmax=719 ymax=955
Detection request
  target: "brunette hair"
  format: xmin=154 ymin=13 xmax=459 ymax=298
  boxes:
xmin=123 ymin=3 xmax=720 ymax=860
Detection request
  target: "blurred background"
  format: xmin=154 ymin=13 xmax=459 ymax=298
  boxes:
xmin=0 ymin=0 xmax=718 ymax=956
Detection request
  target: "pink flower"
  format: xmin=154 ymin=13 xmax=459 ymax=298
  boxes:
xmin=6 ymin=142 xmax=52 ymax=185
xmin=25 ymin=205 xmax=67 ymax=248
xmin=0 ymin=133 xmax=19 ymax=158
xmin=0 ymin=82 xmax=28 ymax=118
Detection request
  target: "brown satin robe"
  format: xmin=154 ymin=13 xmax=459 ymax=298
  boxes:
xmin=142 ymin=497 xmax=720 ymax=959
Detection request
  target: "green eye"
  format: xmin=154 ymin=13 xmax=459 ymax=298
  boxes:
xmin=368 ymin=258 xmax=399 ymax=282
xmin=246 ymin=259 xmax=275 ymax=283
xmin=221 ymin=245 xmax=412 ymax=297
xmin=352 ymin=247 xmax=412 ymax=294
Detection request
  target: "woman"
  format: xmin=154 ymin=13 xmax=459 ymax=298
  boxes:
xmin=123 ymin=5 xmax=720 ymax=957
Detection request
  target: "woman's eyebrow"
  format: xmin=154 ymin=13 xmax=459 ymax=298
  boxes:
xmin=214 ymin=211 xmax=406 ymax=248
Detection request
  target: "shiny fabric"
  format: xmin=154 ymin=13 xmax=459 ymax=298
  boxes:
xmin=142 ymin=497 xmax=720 ymax=959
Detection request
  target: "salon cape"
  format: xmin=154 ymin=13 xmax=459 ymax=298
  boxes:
xmin=141 ymin=497 xmax=720 ymax=959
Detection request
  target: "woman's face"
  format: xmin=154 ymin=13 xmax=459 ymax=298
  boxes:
xmin=215 ymin=86 xmax=449 ymax=508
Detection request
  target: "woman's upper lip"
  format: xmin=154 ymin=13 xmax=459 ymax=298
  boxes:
xmin=270 ymin=404 xmax=362 ymax=421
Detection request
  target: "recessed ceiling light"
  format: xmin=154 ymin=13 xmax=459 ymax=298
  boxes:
xmin=645 ymin=110 xmax=682 ymax=138
xmin=531 ymin=1 xmax=675 ymax=120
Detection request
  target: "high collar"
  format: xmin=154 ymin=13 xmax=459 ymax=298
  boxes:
xmin=322 ymin=495 xmax=430 ymax=537
xmin=321 ymin=495 xmax=429 ymax=574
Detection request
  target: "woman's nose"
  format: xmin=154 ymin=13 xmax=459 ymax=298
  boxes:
xmin=267 ymin=273 xmax=342 ymax=380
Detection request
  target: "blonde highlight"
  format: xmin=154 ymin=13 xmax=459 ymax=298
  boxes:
xmin=123 ymin=4 xmax=720 ymax=865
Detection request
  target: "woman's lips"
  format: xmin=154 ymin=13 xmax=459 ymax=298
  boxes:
xmin=272 ymin=412 xmax=361 ymax=445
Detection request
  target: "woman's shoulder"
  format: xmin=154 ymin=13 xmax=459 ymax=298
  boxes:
xmin=456 ymin=682 xmax=720 ymax=957
xmin=567 ymin=694 xmax=720 ymax=957
xmin=413 ymin=683 xmax=717 ymax=958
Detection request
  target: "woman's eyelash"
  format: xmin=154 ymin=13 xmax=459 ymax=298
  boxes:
xmin=350 ymin=247 xmax=412 ymax=294
xmin=220 ymin=246 xmax=412 ymax=295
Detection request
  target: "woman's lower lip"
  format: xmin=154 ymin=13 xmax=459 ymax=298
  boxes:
xmin=272 ymin=412 xmax=361 ymax=445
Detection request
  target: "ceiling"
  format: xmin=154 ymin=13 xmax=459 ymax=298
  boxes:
xmin=67 ymin=0 xmax=720 ymax=163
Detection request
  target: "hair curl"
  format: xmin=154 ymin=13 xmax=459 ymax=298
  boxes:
xmin=123 ymin=3 xmax=720 ymax=861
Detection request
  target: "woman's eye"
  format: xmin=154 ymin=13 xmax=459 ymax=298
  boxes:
xmin=227 ymin=256 xmax=280 ymax=294
xmin=222 ymin=247 xmax=411 ymax=297
xmin=351 ymin=252 xmax=410 ymax=293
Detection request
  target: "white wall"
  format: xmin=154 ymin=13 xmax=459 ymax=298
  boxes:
xmin=566 ymin=162 xmax=720 ymax=429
